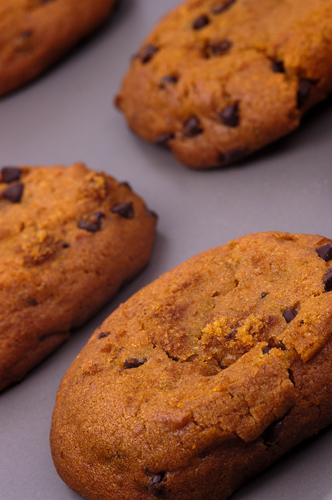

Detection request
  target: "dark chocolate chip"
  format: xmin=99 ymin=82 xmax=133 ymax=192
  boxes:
xmin=98 ymin=331 xmax=110 ymax=339
xmin=2 ymin=182 xmax=24 ymax=203
xmin=316 ymin=242 xmax=332 ymax=262
xmin=124 ymin=357 xmax=147 ymax=369
xmin=26 ymin=297 xmax=38 ymax=306
xmin=226 ymin=329 xmax=237 ymax=339
xmin=149 ymin=472 xmax=166 ymax=497
xmin=218 ymin=148 xmax=248 ymax=165
xmin=262 ymin=346 xmax=272 ymax=355
xmin=209 ymin=39 xmax=232 ymax=55
xmin=140 ymin=45 xmax=158 ymax=63
xmin=282 ymin=309 xmax=298 ymax=323
xmin=263 ymin=419 xmax=283 ymax=446
xmin=261 ymin=292 xmax=267 ymax=298
xmin=183 ymin=116 xmax=203 ymax=137
xmin=1 ymin=166 xmax=22 ymax=183
xmin=159 ymin=74 xmax=179 ymax=88
xmin=219 ymin=103 xmax=239 ymax=127
xmin=78 ymin=211 xmax=105 ymax=233
xmin=297 ymin=78 xmax=312 ymax=108
xmin=211 ymin=0 xmax=235 ymax=14
xmin=155 ymin=132 xmax=175 ymax=147
xmin=146 ymin=208 xmax=158 ymax=218
xmin=119 ymin=181 xmax=132 ymax=191
xmin=193 ymin=14 xmax=210 ymax=30
xmin=62 ymin=242 xmax=70 ymax=249
xmin=271 ymin=59 xmax=285 ymax=73
xmin=111 ymin=202 xmax=134 ymax=219
xmin=279 ymin=340 xmax=287 ymax=351
xmin=323 ymin=268 xmax=332 ymax=292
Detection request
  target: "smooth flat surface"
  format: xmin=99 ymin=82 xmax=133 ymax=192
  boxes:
xmin=1 ymin=1 xmax=332 ymax=499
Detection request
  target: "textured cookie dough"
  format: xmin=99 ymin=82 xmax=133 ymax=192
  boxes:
xmin=0 ymin=162 xmax=157 ymax=391
xmin=0 ymin=0 xmax=117 ymax=97
xmin=51 ymin=231 xmax=332 ymax=500
xmin=116 ymin=0 xmax=332 ymax=169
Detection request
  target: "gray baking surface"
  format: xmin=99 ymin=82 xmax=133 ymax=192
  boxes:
xmin=1 ymin=1 xmax=332 ymax=499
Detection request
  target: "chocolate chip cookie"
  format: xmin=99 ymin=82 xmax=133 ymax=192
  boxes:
xmin=0 ymin=0 xmax=117 ymax=97
xmin=115 ymin=0 xmax=332 ymax=168
xmin=0 ymin=162 xmax=157 ymax=391
xmin=51 ymin=231 xmax=332 ymax=500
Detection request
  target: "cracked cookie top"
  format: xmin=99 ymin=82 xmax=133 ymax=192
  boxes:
xmin=51 ymin=231 xmax=332 ymax=500
xmin=116 ymin=0 xmax=332 ymax=168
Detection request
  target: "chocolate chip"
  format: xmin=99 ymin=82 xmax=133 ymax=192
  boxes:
xmin=262 ymin=346 xmax=272 ymax=354
xmin=193 ymin=14 xmax=210 ymax=30
xmin=208 ymin=39 xmax=232 ymax=55
xmin=297 ymin=78 xmax=312 ymax=108
xmin=159 ymin=74 xmax=179 ymax=88
xmin=119 ymin=181 xmax=132 ymax=191
xmin=124 ymin=357 xmax=147 ymax=369
xmin=2 ymin=182 xmax=24 ymax=203
xmin=78 ymin=211 xmax=105 ymax=232
xmin=323 ymin=268 xmax=332 ymax=292
xmin=226 ymin=329 xmax=237 ymax=339
xmin=155 ymin=132 xmax=175 ymax=147
xmin=98 ymin=331 xmax=110 ymax=339
xmin=1 ymin=166 xmax=22 ymax=183
xmin=149 ymin=472 xmax=166 ymax=497
xmin=140 ymin=45 xmax=158 ymax=63
xmin=211 ymin=0 xmax=235 ymax=14
xmin=261 ymin=292 xmax=267 ymax=298
xmin=111 ymin=202 xmax=134 ymax=219
xmin=146 ymin=207 xmax=158 ymax=218
xmin=183 ymin=116 xmax=203 ymax=137
xmin=219 ymin=103 xmax=239 ymax=127
xmin=263 ymin=419 xmax=283 ymax=446
xmin=271 ymin=59 xmax=285 ymax=73
xmin=316 ymin=242 xmax=332 ymax=262
xmin=62 ymin=242 xmax=70 ymax=248
xmin=218 ymin=148 xmax=248 ymax=165
xmin=27 ymin=297 xmax=37 ymax=306
xmin=282 ymin=309 xmax=298 ymax=323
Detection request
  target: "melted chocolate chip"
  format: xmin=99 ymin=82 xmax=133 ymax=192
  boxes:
xmin=261 ymin=292 xmax=267 ymax=298
xmin=140 ymin=45 xmax=158 ymax=63
xmin=208 ymin=39 xmax=232 ymax=55
xmin=323 ymin=268 xmax=332 ymax=292
xmin=297 ymin=79 xmax=312 ymax=108
xmin=219 ymin=103 xmax=239 ymax=127
xmin=155 ymin=132 xmax=175 ymax=147
xmin=271 ymin=59 xmax=285 ymax=73
xmin=183 ymin=116 xmax=203 ymax=137
xmin=263 ymin=419 xmax=283 ymax=446
xmin=282 ymin=308 xmax=298 ymax=323
xmin=159 ymin=74 xmax=179 ymax=88
xmin=193 ymin=14 xmax=210 ymax=30
xmin=124 ymin=357 xmax=147 ymax=369
xmin=98 ymin=331 xmax=110 ymax=339
xmin=111 ymin=202 xmax=134 ymax=219
xmin=62 ymin=242 xmax=70 ymax=248
xmin=1 ymin=166 xmax=22 ymax=183
xmin=226 ymin=329 xmax=237 ymax=339
xmin=316 ymin=242 xmax=332 ymax=262
xmin=78 ymin=211 xmax=105 ymax=233
xmin=2 ymin=182 xmax=24 ymax=203
xmin=149 ymin=472 xmax=166 ymax=498
xmin=211 ymin=0 xmax=235 ymax=14
xmin=262 ymin=346 xmax=272 ymax=355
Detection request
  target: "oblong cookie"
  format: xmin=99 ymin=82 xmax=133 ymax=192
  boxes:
xmin=0 ymin=0 xmax=117 ymax=97
xmin=116 ymin=0 xmax=332 ymax=168
xmin=0 ymin=162 xmax=157 ymax=391
xmin=51 ymin=231 xmax=332 ymax=500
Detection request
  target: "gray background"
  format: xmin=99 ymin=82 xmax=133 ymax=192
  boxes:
xmin=1 ymin=1 xmax=332 ymax=499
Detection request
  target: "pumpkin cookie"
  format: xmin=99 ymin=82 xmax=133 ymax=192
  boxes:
xmin=51 ymin=231 xmax=332 ymax=500
xmin=0 ymin=162 xmax=157 ymax=391
xmin=0 ymin=0 xmax=117 ymax=97
xmin=116 ymin=0 xmax=332 ymax=168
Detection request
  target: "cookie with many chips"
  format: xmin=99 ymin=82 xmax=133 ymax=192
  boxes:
xmin=0 ymin=162 xmax=157 ymax=391
xmin=116 ymin=0 xmax=332 ymax=168
xmin=0 ymin=0 xmax=117 ymax=97
xmin=51 ymin=231 xmax=332 ymax=500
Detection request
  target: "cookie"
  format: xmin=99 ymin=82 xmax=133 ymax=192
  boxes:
xmin=0 ymin=162 xmax=157 ymax=391
xmin=0 ymin=0 xmax=117 ymax=97
xmin=115 ymin=0 xmax=332 ymax=169
xmin=50 ymin=231 xmax=332 ymax=500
